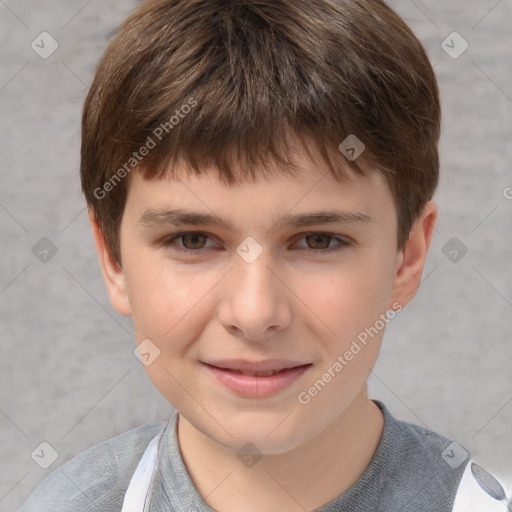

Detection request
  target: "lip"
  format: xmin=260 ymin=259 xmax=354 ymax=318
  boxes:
xmin=203 ymin=359 xmax=312 ymax=398
xmin=204 ymin=358 xmax=310 ymax=373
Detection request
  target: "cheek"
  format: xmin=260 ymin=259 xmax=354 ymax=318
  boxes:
xmin=125 ymin=262 xmax=218 ymax=403
xmin=294 ymin=257 xmax=396 ymax=345
xmin=292 ymin=262 xmax=395 ymax=418
xmin=125 ymin=258 xmax=217 ymax=343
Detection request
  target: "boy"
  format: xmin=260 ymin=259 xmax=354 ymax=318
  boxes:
xmin=20 ymin=0 xmax=509 ymax=510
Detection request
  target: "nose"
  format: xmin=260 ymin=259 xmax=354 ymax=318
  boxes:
xmin=217 ymin=250 xmax=292 ymax=343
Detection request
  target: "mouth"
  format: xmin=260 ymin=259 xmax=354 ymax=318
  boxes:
xmin=205 ymin=365 xmax=311 ymax=377
xmin=202 ymin=360 xmax=313 ymax=398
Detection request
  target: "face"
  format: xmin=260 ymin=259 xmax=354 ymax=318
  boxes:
xmin=93 ymin=147 xmax=434 ymax=456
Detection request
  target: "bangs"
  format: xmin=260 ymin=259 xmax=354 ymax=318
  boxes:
xmin=138 ymin=126 xmax=371 ymax=187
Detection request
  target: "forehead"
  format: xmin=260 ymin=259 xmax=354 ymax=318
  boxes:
xmin=123 ymin=155 xmax=396 ymax=236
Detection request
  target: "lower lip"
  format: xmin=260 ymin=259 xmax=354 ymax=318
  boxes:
xmin=204 ymin=364 xmax=312 ymax=398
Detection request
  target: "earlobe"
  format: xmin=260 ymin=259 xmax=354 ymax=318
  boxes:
xmin=88 ymin=209 xmax=132 ymax=316
xmin=390 ymin=201 xmax=437 ymax=308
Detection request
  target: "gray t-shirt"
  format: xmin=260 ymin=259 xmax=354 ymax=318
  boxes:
xmin=19 ymin=401 xmax=470 ymax=511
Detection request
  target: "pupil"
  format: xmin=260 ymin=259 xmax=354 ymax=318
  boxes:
xmin=184 ymin=234 xmax=205 ymax=249
xmin=307 ymin=234 xmax=330 ymax=249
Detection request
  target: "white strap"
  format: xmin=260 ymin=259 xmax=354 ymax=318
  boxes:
xmin=121 ymin=434 xmax=161 ymax=512
xmin=451 ymin=460 xmax=510 ymax=512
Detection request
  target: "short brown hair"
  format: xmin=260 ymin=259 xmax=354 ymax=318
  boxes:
xmin=81 ymin=0 xmax=440 ymax=263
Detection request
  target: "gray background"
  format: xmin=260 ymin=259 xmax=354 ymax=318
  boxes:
xmin=1 ymin=0 xmax=511 ymax=510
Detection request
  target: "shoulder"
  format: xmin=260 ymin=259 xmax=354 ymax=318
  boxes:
xmin=378 ymin=401 xmax=470 ymax=473
xmin=372 ymin=401 xmax=469 ymax=510
xmin=19 ymin=422 xmax=167 ymax=512
xmin=374 ymin=402 xmax=510 ymax=511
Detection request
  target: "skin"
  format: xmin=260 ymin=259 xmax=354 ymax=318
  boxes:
xmin=90 ymin=142 xmax=436 ymax=511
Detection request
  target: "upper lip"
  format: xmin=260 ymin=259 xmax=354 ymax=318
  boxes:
xmin=204 ymin=359 xmax=311 ymax=373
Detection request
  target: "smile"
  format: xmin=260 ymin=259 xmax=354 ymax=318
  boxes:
xmin=202 ymin=360 xmax=312 ymax=398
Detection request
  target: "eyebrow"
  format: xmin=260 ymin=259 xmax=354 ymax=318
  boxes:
xmin=138 ymin=208 xmax=373 ymax=234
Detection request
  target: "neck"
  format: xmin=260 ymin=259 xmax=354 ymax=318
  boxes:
xmin=177 ymin=389 xmax=384 ymax=512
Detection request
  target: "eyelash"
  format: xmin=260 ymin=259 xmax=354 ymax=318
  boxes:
xmin=161 ymin=232 xmax=351 ymax=255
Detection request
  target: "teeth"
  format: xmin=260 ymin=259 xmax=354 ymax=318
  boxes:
xmin=215 ymin=367 xmax=291 ymax=377
xmin=232 ymin=369 xmax=279 ymax=377
xmin=242 ymin=370 xmax=282 ymax=377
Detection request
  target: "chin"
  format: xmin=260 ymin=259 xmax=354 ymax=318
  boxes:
xmin=200 ymin=411 xmax=317 ymax=456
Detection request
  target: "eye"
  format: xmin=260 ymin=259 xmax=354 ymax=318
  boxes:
xmin=161 ymin=231 xmax=351 ymax=255
xmin=162 ymin=232 xmax=215 ymax=253
xmin=294 ymin=233 xmax=350 ymax=253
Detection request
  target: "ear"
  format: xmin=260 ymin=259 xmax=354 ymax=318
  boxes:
xmin=88 ymin=209 xmax=132 ymax=316
xmin=390 ymin=201 xmax=437 ymax=308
